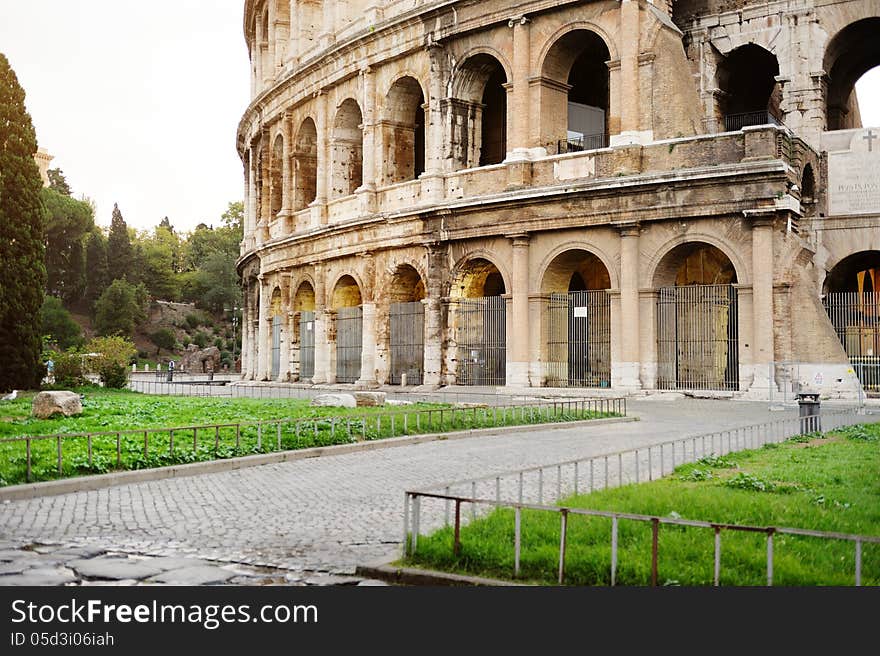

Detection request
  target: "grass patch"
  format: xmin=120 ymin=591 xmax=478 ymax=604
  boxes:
xmin=405 ymin=423 xmax=880 ymax=586
xmin=0 ymin=389 xmax=617 ymax=487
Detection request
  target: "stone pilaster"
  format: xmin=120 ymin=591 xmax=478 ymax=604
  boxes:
xmin=357 ymin=303 xmax=380 ymax=388
xmin=310 ymin=91 xmax=329 ymax=226
xmin=747 ymin=211 xmax=778 ymax=395
xmin=422 ymin=245 xmax=444 ymax=387
xmin=508 ymin=234 xmax=531 ymax=386
xmin=312 ymin=266 xmax=329 ymax=384
xmin=357 ymin=67 xmax=378 ymax=214
xmin=614 ymin=223 xmax=642 ymax=389
xmin=256 ymin=276 xmax=270 ymax=381
xmin=507 ymin=16 xmax=532 ymax=160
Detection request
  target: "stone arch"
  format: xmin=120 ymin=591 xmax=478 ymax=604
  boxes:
xmin=539 ymin=26 xmax=612 ymax=152
xmin=824 ymin=251 xmax=880 ymax=295
xmin=382 ymin=76 xmax=426 ymax=184
xmin=646 ymin=234 xmax=749 ymax=289
xmin=540 ymin=248 xmax=612 ymax=294
xmin=330 ymin=274 xmax=363 ymax=309
xmin=652 ymin=243 xmax=738 ymax=289
xmin=293 ymin=117 xmax=318 ymax=211
xmin=293 ymin=280 xmax=316 ymax=311
xmin=331 ymin=98 xmax=364 ymax=198
xmin=450 ymin=255 xmax=508 ymax=299
xmin=449 ymin=52 xmax=509 ymax=169
xmin=537 ymin=241 xmax=619 ymax=291
xmin=801 ymin=163 xmax=816 ymax=204
xmin=270 ymin=285 xmax=284 ymax=316
xmin=389 ymin=263 xmax=427 ymax=303
xmin=716 ymin=44 xmax=781 ymax=130
xmin=823 ymin=18 xmax=880 ymax=131
xmin=270 ymin=133 xmax=284 ymax=218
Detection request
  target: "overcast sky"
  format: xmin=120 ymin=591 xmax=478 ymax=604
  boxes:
xmin=1 ymin=2 xmax=879 ymax=233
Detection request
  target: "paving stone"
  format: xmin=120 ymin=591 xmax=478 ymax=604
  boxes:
xmin=146 ymin=557 xmax=213 ymax=571
xmin=148 ymin=566 xmax=235 ymax=585
xmin=68 ymin=556 xmax=166 ymax=580
xmin=0 ymin=560 xmax=32 ymax=575
xmin=303 ymin=574 xmax=361 ymax=586
xmin=0 ymin=567 xmax=76 ymax=585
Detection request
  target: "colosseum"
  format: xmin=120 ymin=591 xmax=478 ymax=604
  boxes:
xmin=236 ymin=0 xmax=880 ymax=398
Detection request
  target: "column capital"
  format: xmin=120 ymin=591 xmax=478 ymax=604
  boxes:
xmin=743 ymin=208 xmax=777 ymax=228
xmin=508 ymin=15 xmax=531 ymax=27
xmin=507 ymin=232 xmax=530 ymax=247
xmin=616 ymin=222 xmax=641 ymax=237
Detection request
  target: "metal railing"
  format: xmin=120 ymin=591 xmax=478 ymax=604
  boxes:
xmin=723 ymin=110 xmax=782 ymax=132
xmin=557 ymin=133 xmax=608 ymax=153
xmin=1 ymin=397 xmax=625 ymax=485
xmin=403 ymin=407 xmax=877 ymax=585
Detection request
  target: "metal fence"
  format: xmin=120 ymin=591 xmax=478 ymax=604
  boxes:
xmin=336 ymin=306 xmax=363 ymax=384
xmin=390 ymin=301 xmax=425 ymax=385
xmin=546 ymin=291 xmax=611 ymax=388
xmin=299 ymin=311 xmax=315 ymax=380
xmin=657 ymin=284 xmax=739 ymax=391
xmin=1 ymin=397 xmax=625 ymax=485
xmin=403 ymin=407 xmax=877 ymax=585
xmin=723 ymin=110 xmax=782 ymax=132
xmin=456 ymin=296 xmax=506 ymax=386
xmin=557 ymin=133 xmax=608 ymax=153
xmin=824 ymin=292 xmax=880 ymax=393
xmin=271 ymin=315 xmax=282 ymax=380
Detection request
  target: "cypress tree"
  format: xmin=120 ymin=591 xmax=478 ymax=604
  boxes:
xmin=107 ymin=202 xmax=132 ymax=281
xmin=0 ymin=53 xmax=47 ymax=391
xmin=84 ymin=228 xmax=109 ymax=308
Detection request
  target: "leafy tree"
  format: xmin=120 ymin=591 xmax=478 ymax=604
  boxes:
xmin=84 ymin=228 xmax=109 ymax=307
xmin=93 ymin=278 xmax=147 ymax=337
xmin=40 ymin=296 xmax=83 ymax=350
xmin=85 ymin=336 xmax=135 ymax=388
xmin=47 ymin=168 xmax=71 ymax=196
xmin=187 ymin=251 xmax=240 ymax=314
xmin=150 ymin=328 xmax=176 ymax=355
xmin=0 ymin=53 xmax=47 ymax=391
xmin=106 ymin=203 xmax=132 ymax=281
xmin=137 ymin=231 xmax=177 ymax=300
xmin=221 ymin=200 xmax=244 ymax=232
xmin=42 ymin=187 xmax=94 ymax=305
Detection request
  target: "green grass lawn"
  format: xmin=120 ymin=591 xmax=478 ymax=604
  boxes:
xmin=405 ymin=423 xmax=880 ymax=586
xmin=0 ymin=388 xmax=615 ymax=487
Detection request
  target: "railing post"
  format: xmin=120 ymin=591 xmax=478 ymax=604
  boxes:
xmin=855 ymin=540 xmax=862 ymax=587
xmin=402 ymin=492 xmax=410 ymax=557
xmin=26 ymin=438 xmax=32 ymax=483
xmin=116 ymin=432 xmax=121 ymax=468
xmin=558 ymin=510 xmax=568 ymax=584
xmin=453 ymin=500 xmax=462 ymax=556
xmin=57 ymin=435 xmax=62 ymax=475
xmin=651 ymin=518 xmax=660 ymax=587
xmin=87 ymin=435 xmax=93 ymax=467
xmin=766 ymin=529 xmax=775 ymax=586
xmin=714 ymin=527 xmax=721 ymax=587
xmin=610 ymin=516 xmax=618 ymax=586
xmin=514 ymin=507 xmax=522 ymax=577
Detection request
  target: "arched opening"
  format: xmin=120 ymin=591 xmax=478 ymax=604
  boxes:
xmin=541 ymin=30 xmax=611 ymax=153
xmin=331 ymin=99 xmax=364 ymax=198
xmin=801 ymin=163 xmax=816 ymax=203
xmin=270 ymin=287 xmax=284 ymax=380
xmin=292 ymin=281 xmax=316 ymax=381
xmin=451 ymin=258 xmax=506 ymax=385
xmin=382 ymin=77 xmax=426 ymax=185
xmin=717 ymin=44 xmax=781 ymax=131
xmin=448 ymin=54 xmax=508 ymax=170
xmin=824 ymin=19 xmax=880 ymax=131
xmin=654 ymin=243 xmax=739 ymax=391
xmin=270 ymin=134 xmax=284 ymax=219
xmin=331 ymin=275 xmax=363 ymax=383
xmin=293 ymin=118 xmax=318 ymax=211
xmin=387 ymin=264 xmax=426 ymax=385
xmin=541 ymin=250 xmax=611 ymax=387
xmin=824 ymin=251 xmax=880 ymax=392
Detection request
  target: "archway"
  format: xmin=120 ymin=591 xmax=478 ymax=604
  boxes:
xmin=331 ymin=99 xmax=364 ymax=198
xmin=654 ymin=243 xmax=739 ymax=390
xmin=824 ymin=19 xmax=880 ymax=131
xmin=449 ymin=54 xmax=508 ymax=169
xmin=331 ymin=275 xmax=363 ymax=383
xmin=717 ymin=44 xmax=781 ymax=131
xmin=824 ymin=251 xmax=880 ymax=392
xmin=293 ymin=118 xmax=318 ymax=211
xmin=382 ymin=77 xmax=426 ymax=185
xmin=541 ymin=30 xmax=611 ymax=152
xmin=387 ymin=264 xmax=426 ymax=385
xmin=292 ymin=281 xmax=316 ymax=381
xmin=270 ymin=134 xmax=284 ymax=220
xmin=541 ymin=250 xmax=611 ymax=387
xmin=450 ymin=258 xmax=506 ymax=385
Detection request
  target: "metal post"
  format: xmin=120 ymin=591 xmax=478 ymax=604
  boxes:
xmin=116 ymin=433 xmax=121 ymax=468
xmin=453 ymin=500 xmax=461 ymax=556
xmin=495 ymin=477 xmax=501 ymax=506
xmin=87 ymin=435 xmax=93 ymax=467
xmin=57 ymin=436 xmax=62 ymax=475
xmin=855 ymin=540 xmax=862 ymax=587
xmin=257 ymin=423 xmax=262 ymax=450
xmin=610 ymin=516 xmax=618 ymax=586
xmin=766 ymin=530 xmax=774 ymax=586
xmin=558 ymin=511 xmax=568 ymax=584
xmin=574 ymin=462 xmax=579 ymax=495
xmin=236 ymin=424 xmax=241 ymax=449
xmin=444 ymin=486 xmax=450 ymax=526
xmin=402 ymin=492 xmax=410 ymax=556
xmin=557 ymin=465 xmax=562 ymax=501
xmin=538 ymin=468 xmax=544 ymax=504
xmin=514 ymin=507 xmax=522 ymax=577
xmin=471 ymin=481 xmax=476 ymax=521
xmin=651 ymin=518 xmax=660 ymax=587
xmin=411 ymin=495 xmax=420 ymax=554
xmin=714 ymin=527 xmax=721 ymax=586
xmin=277 ymin=422 xmax=282 ymax=450
xmin=518 ymin=472 xmax=523 ymax=504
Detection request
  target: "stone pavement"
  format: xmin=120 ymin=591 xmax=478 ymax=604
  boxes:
xmin=0 ymin=398 xmax=850 ymax=586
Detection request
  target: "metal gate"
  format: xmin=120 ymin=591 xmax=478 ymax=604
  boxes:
xmin=547 ymin=291 xmax=611 ymax=387
xmin=456 ymin=296 xmax=506 ymax=386
xmin=824 ymin=292 xmax=880 ymax=392
xmin=657 ymin=284 xmax=739 ymax=391
xmin=390 ymin=301 xmax=424 ymax=385
xmin=299 ymin=311 xmax=315 ymax=380
xmin=336 ymin=306 xmax=363 ymax=383
xmin=271 ymin=315 xmax=282 ymax=379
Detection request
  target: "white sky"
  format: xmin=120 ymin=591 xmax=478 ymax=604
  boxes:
xmin=1 ymin=2 xmax=879 ymax=233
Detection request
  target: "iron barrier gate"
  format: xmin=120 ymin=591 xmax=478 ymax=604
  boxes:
xmin=547 ymin=291 xmax=611 ymax=387
xmin=271 ymin=315 xmax=282 ymax=380
xmin=824 ymin=292 xmax=880 ymax=393
xmin=299 ymin=311 xmax=315 ymax=380
xmin=657 ymin=284 xmax=739 ymax=391
xmin=456 ymin=296 xmax=506 ymax=386
xmin=336 ymin=306 xmax=363 ymax=383
xmin=390 ymin=301 xmax=425 ymax=385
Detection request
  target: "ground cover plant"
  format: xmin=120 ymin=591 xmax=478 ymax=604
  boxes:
xmin=405 ymin=423 xmax=880 ymax=586
xmin=0 ymin=389 xmax=617 ymax=486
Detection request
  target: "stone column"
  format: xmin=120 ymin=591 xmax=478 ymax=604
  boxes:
xmin=257 ymin=277 xmax=271 ymax=381
xmin=257 ymin=129 xmax=271 ymax=244
xmin=278 ymin=112 xmax=294 ymax=234
xmin=421 ymin=44 xmax=448 ymax=202
xmin=508 ymin=234 xmax=531 ymax=386
xmin=320 ymin=0 xmax=336 ymax=50
xmin=267 ymin=0 xmax=277 ymax=74
xmin=357 ymin=303 xmax=380 ymax=388
xmin=246 ymin=146 xmax=257 ymax=250
xmin=312 ymin=266 xmax=329 ymax=384
xmin=423 ymin=247 xmax=444 ymax=387
xmin=288 ymin=0 xmax=299 ymax=62
xmin=277 ymin=274 xmax=292 ymax=381
xmin=357 ymin=67 xmax=377 ymax=214
xmin=614 ymin=223 xmax=642 ymax=389
xmin=507 ymin=16 xmax=531 ymax=160
xmin=310 ymin=91 xmax=329 ymax=226
xmin=240 ymin=292 xmax=250 ymax=379
xmin=611 ymin=0 xmax=644 ymax=146
xmin=748 ymin=213 xmax=777 ymax=395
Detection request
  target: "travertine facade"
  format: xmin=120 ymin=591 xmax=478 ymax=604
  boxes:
xmin=237 ymin=0 xmax=880 ymax=397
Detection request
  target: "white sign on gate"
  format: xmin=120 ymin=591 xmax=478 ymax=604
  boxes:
xmin=573 ymin=307 xmax=589 ymax=318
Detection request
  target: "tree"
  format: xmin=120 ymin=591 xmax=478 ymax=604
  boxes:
xmin=106 ymin=203 xmax=132 ymax=281
xmin=189 ymin=251 xmax=240 ymax=314
xmin=137 ymin=232 xmax=177 ymax=300
xmin=42 ymin=187 xmax=94 ymax=305
xmin=93 ymin=278 xmax=147 ymax=338
xmin=40 ymin=296 xmax=83 ymax=350
xmin=0 ymin=53 xmax=47 ymax=391
xmin=85 ymin=336 xmax=135 ymax=388
xmin=83 ymin=228 xmax=109 ymax=308
xmin=150 ymin=328 xmax=176 ymax=355
xmin=47 ymin=168 xmax=71 ymax=196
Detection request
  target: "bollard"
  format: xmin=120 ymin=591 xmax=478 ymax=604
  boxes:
xmin=796 ymin=391 xmax=821 ymax=434
xmin=400 ymin=372 xmax=407 ymax=387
